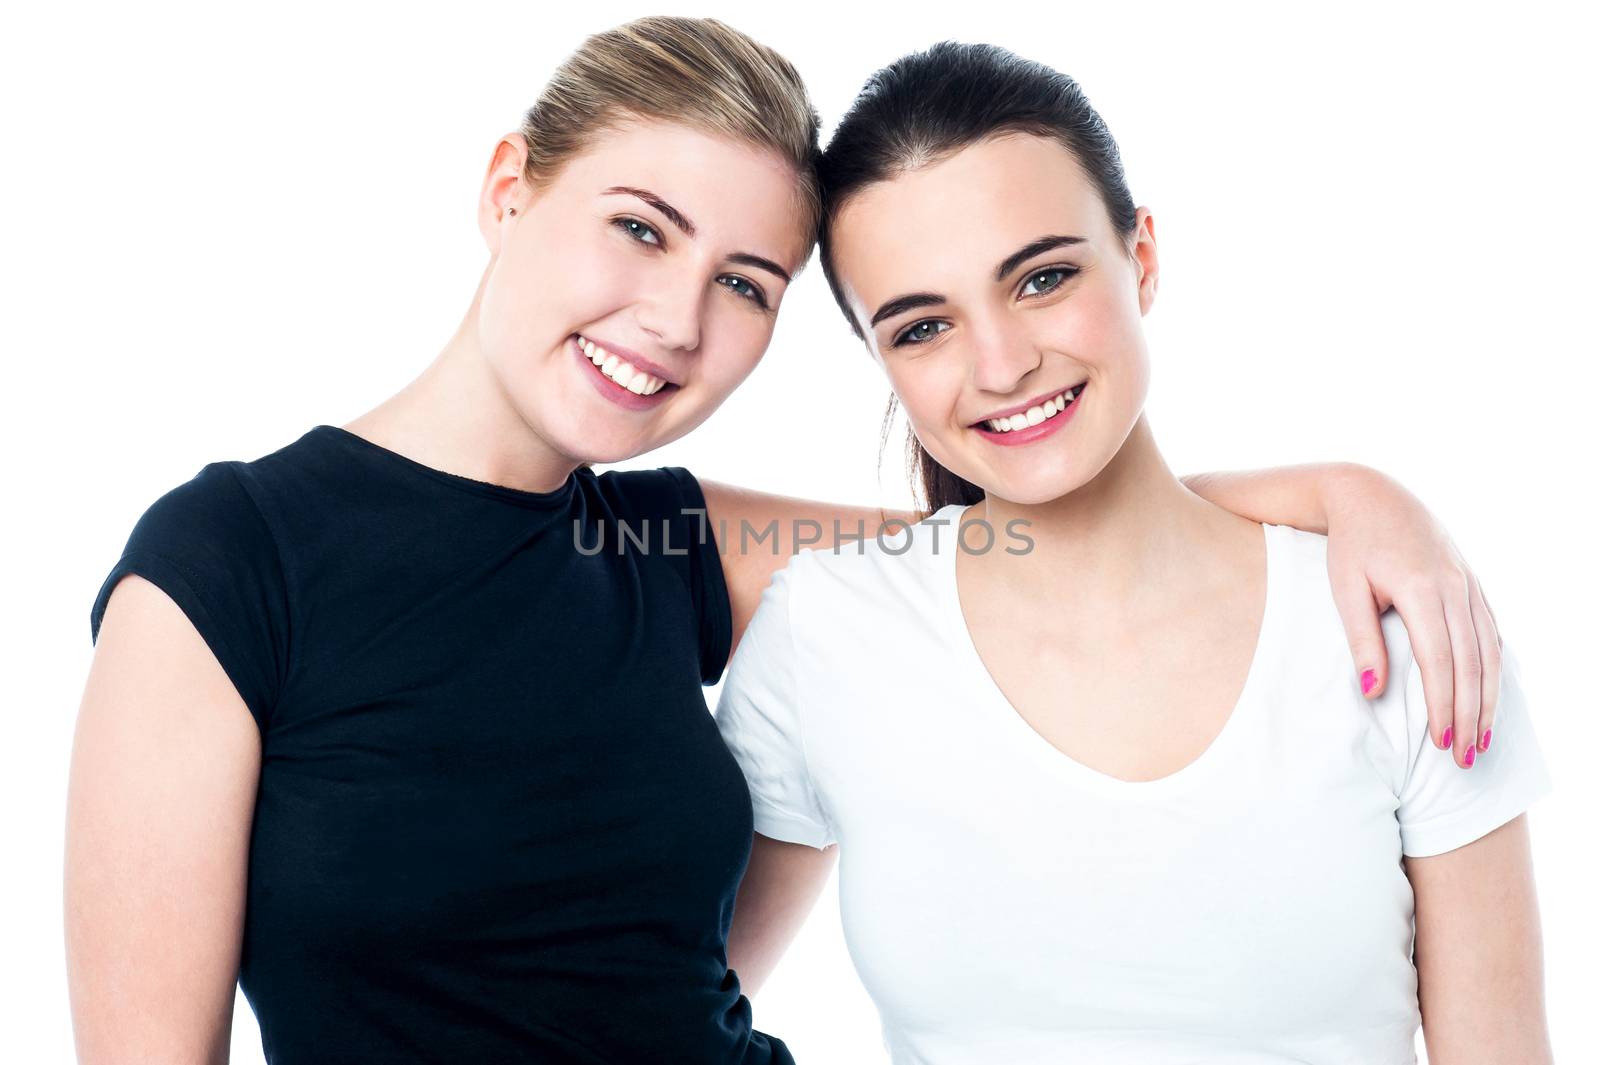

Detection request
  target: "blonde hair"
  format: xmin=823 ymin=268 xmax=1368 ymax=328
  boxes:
xmin=520 ymin=16 xmax=823 ymax=244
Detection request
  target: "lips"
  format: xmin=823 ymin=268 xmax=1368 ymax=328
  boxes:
xmin=574 ymin=333 xmax=679 ymax=395
xmin=971 ymin=382 xmax=1086 ymax=433
xmin=971 ymin=382 xmax=1085 ymax=446
xmin=573 ymin=335 xmax=676 ymax=411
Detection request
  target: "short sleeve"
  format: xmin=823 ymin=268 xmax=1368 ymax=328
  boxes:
xmin=89 ymin=462 xmax=290 ymax=735
xmin=1388 ymin=630 xmax=1554 ymax=858
xmin=598 ymin=466 xmax=732 ymax=685
xmin=714 ymin=555 xmax=836 ymax=850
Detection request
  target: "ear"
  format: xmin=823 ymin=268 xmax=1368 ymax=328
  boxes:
xmin=1132 ymin=206 xmax=1159 ymax=316
xmin=478 ymin=133 xmax=530 ymax=252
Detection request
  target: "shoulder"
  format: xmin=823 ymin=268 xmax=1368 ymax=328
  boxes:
xmin=89 ymin=431 xmax=336 ymax=638
xmin=587 ymin=465 xmax=718 ymax=566
xmin=1260 ymin=521 xmax=1426 ymax=691
xmin=1258 ymin=522 xmax=1411 ymax=654
xmin=1266 ymin=523 xmax=1337 ymax=597
xmin=121 ymin=460 xmax=277 ymax=558
xmin=129 ymin=427 xmax=343 ymax=541
xmin=767 ymin=506 xmax=957 ymax=641
xmin=91 ymin=451 xmax=300 ymax=732
xmin=591 ymin=465 xmax=731 ymax=681
xmin=593 ymin=465 xmax=706 ymax=519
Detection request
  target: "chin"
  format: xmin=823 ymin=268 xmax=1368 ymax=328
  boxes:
xmin=989 ymin=485 xmax=1065 ymax=507
xmin=982 ymin=469 xmax=1092 ymax=507
xmin=554 ymin=432 xmax=649 ymax=468
xmin=520 ymin=405 xmax=637 ymax=468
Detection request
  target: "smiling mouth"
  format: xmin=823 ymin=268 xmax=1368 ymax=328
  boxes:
xmin=972 ymin=383 xmax=1086 ymax=433
xmin=574 ymin=333 xmax=679 ymax=396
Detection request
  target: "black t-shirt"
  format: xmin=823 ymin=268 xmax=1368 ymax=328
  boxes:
xmin=88 ymin=424 xmax=792 ymax=1065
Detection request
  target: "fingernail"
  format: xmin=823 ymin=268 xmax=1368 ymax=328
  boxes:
xmin=1361 ymin=669 xmax=1378 ymax=695
xmin=1441 ymin=725 xmax=1453 ymax=750
xmin=1480 ymin=729 xmax=1492 ymax=753
xmin=1464 ymin=745 xmax=1476 ymax=768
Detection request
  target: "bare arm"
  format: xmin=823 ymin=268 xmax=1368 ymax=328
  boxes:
xmin=726 ymin=834 xmax=838 ymax=998
xmin=704 ymin=467 xmax=1337 ymax=656
xmin=1403 ymin=814 xmax=1552 ymax=1064
xmin=707 ymin=462 xmax=1498 ymax=760
xmin=65 ymin=575 xmax=261 ymax=1065
xmin=1180 ymin=463 xmax=1341 ymax=532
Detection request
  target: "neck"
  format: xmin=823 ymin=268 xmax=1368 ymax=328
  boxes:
xmin=969 ymin=416 xmax=1245 ymax=610
xmin=342 ymin=263 xmax=579 ymax=494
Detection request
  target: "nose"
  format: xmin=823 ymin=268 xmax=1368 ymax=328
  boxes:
xmin=636 ymin=270 xmax=705 ymax=353
xmin=970 ymin=314 xmax=1041 ymax=397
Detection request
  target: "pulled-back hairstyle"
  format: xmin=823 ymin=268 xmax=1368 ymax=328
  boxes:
xmin=521 ymin=16 xmax=823 ymax=242
xmin=817 ymin=42 xmax=1138 ymax=514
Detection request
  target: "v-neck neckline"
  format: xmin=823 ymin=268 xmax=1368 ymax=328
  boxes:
xmin=935 ymin=504 xmax=1286 ymax=797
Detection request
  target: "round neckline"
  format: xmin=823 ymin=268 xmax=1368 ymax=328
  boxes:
xmin=936 ymin=504 xmax=1286 ymax=796
xmin=311 ymin=424 xmax=581 ymax=509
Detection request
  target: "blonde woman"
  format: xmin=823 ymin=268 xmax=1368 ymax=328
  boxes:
xmin=69 ymin=19 xmax=1513 ymax=1065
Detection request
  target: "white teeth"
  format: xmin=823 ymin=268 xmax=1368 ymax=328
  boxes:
xmin=579 ymin=335 xmax=671 ymax=396
xmin=983 ymin=386 xmax=1081 ymax=432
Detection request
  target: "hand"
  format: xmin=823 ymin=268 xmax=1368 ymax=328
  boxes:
xmin=1323 ymin=465 xmax=1501 ymax=770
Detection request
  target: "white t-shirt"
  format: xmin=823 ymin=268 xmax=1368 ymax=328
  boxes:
xmin=715 ymin=507 xmax=1553 ymax=1065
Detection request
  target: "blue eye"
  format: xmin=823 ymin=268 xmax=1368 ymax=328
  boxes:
xmin=718 ymin=275 xmax=768 ymax=309
xmin=1020 ymin=266 xmax=1077 ymax=297
xmin=614 ymin=216 xmax=662 ymax=246
xmin=893 ymin=320 xmax=950 ymax=347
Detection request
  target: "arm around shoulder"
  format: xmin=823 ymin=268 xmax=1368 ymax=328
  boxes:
xmin=66 ymin=575 xmax=262 ymax=1064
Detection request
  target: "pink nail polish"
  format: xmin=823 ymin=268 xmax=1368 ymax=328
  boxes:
xmin=1481 ymin=729 xmax=1492 ymax=752
xmin=1441 ymin=725 xmax=1453 ymax=750
xmin=1464 ymin=745 xmax=1475 ymax=768
xmin=1361 ymin=669 xmax=1378 ymax=695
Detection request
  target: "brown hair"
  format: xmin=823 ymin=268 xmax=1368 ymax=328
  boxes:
xmin=519 ymin=16 xmax=823 ymax=244
xmin=819 ymin=42 xmax=1139 ymax=515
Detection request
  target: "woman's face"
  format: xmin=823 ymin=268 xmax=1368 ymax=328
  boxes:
xmin=829 ymin=132 xmax=1159 ymax=505
xmin=476 ymin=118 xmax=812 ymax=465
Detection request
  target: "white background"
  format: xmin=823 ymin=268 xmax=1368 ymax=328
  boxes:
xmin=4 ymin=2 xmax=1595 ymax=1061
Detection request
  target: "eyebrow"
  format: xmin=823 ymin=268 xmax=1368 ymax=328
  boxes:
xmin=869 ymin=292 xmax=945 ymax=329
xmin=867 ymin=233 xmax=1089 ymax=328
xmin=602 ymin=186 xmax=792 ymax=283
xmin=727 ymin=252 xmax=791 ymax=284
xmin=993 ymin=234 xmax=1086 ymax=283
xmin=604 ymin=186 xmax=696 ymax=237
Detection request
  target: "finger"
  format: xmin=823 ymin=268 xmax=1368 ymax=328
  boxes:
xmin=1328 ymin=568 xmax=1388 ymax=699
xmin=1398 ymin=594 xmax=1456 ymax=757
xmin=1442 ymin=575 xmax=1483 ymax=770
xmin=1478 ymin=576 xmax=1504 ymax=651
xmin=1469 ymin=576 xmax=1502 ymax=754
